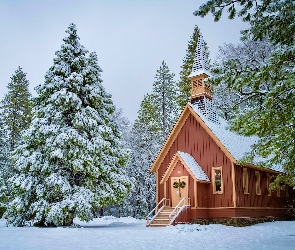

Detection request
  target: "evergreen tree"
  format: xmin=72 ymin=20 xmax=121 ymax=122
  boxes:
xmin=151 ymin=61 xmax=178 ymax=141
xmin=195 ymin=1 xmax=295 ymax=187
xmin=177 ymin=25 xmax=201 ymax=109
xmin=104 ymin=96 xmax=159 ymax=218
xmin=103 ymin=107 xmax=132 ymax=217
xmin=124 ymin=118 xmax=157 ymax=218
xmin=213 ymin=38 xmax=274 ymax=120
xmin=5 ymin=23 xmax=131 ymax=226
xmin=1 ymin=67 xmax=32 ymax=151
xmin=111 ymin=107 xmax=131 ymax=148
xmin=195 ymin=0 xmax=295 ymax=46
xmin=0 ymin=116 xmax=10 ymax=217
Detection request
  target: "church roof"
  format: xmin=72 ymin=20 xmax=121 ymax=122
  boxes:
xmin=189 ymin=102 xmax=257 ymax=162
xmin=160 ymin=151 xmax=210 ymax=184
xmin=177 ymin=151 xmax=210 ymax=182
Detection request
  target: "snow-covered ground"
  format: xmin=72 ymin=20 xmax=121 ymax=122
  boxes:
xmin=1 ymin=217 xmax=295 ymax=250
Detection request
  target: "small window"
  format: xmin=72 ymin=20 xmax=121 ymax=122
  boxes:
xmin=243 ymin=168 xmax=249 ymax=194
xmin=212 ymin=167 xmax=223 ymax=194
xmin=286 ymin=186 xmax=289 ymax=197
xmin=267 ymin=174 xmax=271 ymax=196
xmin=277 ymin=186 xmax=281 ymax=197
xmin=255 ymin=171 xmax=261 ymax=195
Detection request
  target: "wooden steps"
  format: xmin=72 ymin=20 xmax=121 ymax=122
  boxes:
xmin=148 ymin=206 xmax=175 ymax=227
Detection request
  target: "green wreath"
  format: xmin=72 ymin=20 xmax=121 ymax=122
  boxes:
xmin=179 ymin=181 xmax=186 ymax=188
xmin=173 ymin=181 xmax=179 ymax=188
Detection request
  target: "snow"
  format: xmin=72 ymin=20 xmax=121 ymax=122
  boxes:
xmin=1 ymin=217 xmax=295 ymax=249
xmin=177 ymin=151 xmax=210 ymax=182
xmin=189 ymin=33 xmax=210 ymax=78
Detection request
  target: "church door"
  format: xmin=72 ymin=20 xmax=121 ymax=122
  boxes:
xmin=171 ymin=176 xmax=189 ymax=207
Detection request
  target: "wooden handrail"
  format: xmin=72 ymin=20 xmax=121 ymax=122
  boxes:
xmin=169 ymin=198 xmax=190 ymax=226
xmin=146 ymin=198 xmax=170 ymax=226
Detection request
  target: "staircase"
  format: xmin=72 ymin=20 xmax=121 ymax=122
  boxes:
xmin=148 ymin=206 xmax=176 ymax=227
xmin=146 ymin=198 xmax=191 ymax=227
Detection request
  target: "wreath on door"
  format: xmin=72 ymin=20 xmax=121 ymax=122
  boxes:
xmin=180 ymin=181 xmax=186 ymax=188
xmin=173 ymin=181 xmax=179 ymax=188
xmin=173 ymin=181 xmax=186 ymax=188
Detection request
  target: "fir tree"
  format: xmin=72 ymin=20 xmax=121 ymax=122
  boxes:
xmin=213 ymin=38 xmax=274 ymax=120
xmin=5 ymin=23 xmax=131 ymax=226
xmin=0 ymin=116 xmax=10 ymax=217
xmin=125 ymin=118 xmax=157 ymax=218
xmin=177 ymin=25 xmax=201 ymax=109
xmin=116 ymin=62 xmax=177 ymax=217
xmin=152 ymin=61 xmax=178 ymax=140
xmin=104 ymin=96 xmax=159 ymax=218
xmin=195 ymin=0 xmax=295 ymax=46
xmin=195 ymin=1 xmax=295 ymax=187
xmin=1 ymin=67 xmax=32 ymax=151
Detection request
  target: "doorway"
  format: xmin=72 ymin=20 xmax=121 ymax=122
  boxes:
xmin=171 ymin=176 xmax=189 ymax=207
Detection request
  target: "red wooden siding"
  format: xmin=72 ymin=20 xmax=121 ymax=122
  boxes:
xmin=192 ymin=208 xmax=288 ymax=219
xmin=234 ymin=165 xmax=288 ymax=208
xmin=157 ymin=113 xmax=233 ymax=208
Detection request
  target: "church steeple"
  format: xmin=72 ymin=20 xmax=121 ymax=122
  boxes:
xmin=189 ymin=33 xmax=212 ymax=102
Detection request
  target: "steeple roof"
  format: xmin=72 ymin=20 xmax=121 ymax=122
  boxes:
xmin=189 ymin=33 xmax=210 ymax=78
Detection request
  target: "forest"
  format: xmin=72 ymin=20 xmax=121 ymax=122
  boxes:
xmin=0 ymin=0 xmax=294 ymax=227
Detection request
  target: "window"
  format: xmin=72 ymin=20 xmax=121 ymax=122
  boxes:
xmin=286 ymin=186 xmax=289 ymax=197
xmin=277 ymin=186 xmax=281 ymax=197
xmin=243 ymin=168 xmax=249 ymax=194
xmin=212 ymin=167 xmax=223 ymax=194
xmin=255 ymin=171 xmax=261 ymax=195
xmin=267 ymin=174 xmax=271 ymax=196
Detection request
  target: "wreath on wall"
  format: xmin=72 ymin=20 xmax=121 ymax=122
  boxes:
xmin=173 ymin=181 xmax=179 ymax=188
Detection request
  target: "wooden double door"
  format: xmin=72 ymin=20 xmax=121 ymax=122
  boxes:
xmin=171 ymin=176 xmax=189 ymax=207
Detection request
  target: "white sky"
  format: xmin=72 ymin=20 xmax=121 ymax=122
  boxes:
xmin=0 ymin=0 xmax=248 ymax=122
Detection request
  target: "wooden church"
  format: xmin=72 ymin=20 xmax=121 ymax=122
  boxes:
xmin=146 ymin=34 xmax=291 ymax=227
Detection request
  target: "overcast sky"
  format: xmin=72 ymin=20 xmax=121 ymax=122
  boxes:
xmin=0 ymin=0 xmax=248 ymax=122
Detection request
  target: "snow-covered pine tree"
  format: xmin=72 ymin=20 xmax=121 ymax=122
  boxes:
xmin=213 ymin=38 xmax=274 ymax=120
xmin=125 ymin=118 xmax=158 ymax=218
xmin=152 ymin=61 xmax=178 ymax=141
xmin=116 ymin=63 xmax=177 ymax=218
xmin=5 ymin=23 xmax=131 ymax=226
xmin=118 ymin=94 xmax=160 ymax=218
xmin=111 ymin=107 xmax=131 ymax=149
xmin=1 ymin=67 xmax=32 ymax=151
xmin=0 ymin=115 xmax=10 ymax=217
xmin=103 ymin=107 xmax=132 ymax=217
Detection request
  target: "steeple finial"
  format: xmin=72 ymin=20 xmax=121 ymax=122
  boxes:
xmin=189 ymin=33 xmax=210 ymax=78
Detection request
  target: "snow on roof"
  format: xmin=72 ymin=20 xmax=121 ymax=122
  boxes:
xmin=189 ymin=33 xmax=210 ymax=78
xmin=177 ymin=151 xmax=210 ymax=182
xmin=189 ymin=102 xmax=283 ymax=172
xmin=189 ymin=69 xmax=211 ymax=78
